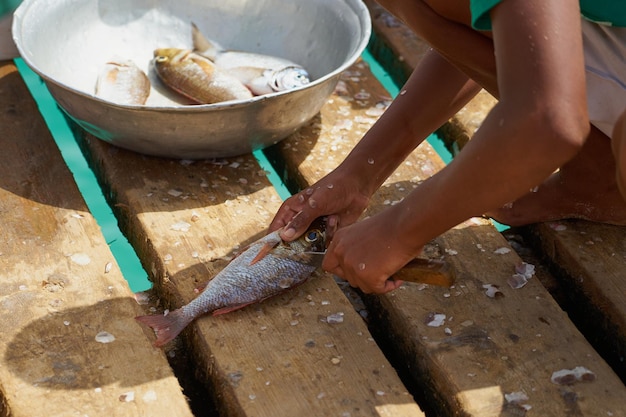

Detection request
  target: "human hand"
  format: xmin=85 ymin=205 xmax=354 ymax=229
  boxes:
xmin=322 ymin=209 xmax=423 ymax=294
xmin=269 ymin=168 xmax=371 ymax=241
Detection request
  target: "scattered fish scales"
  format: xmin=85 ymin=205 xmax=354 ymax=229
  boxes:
xmin=426 ymin=312 xmax=446 ymax=327
xmin=95 ymin=331 xmax=116 ymax=344
xmin=119 ymin=391 xmax=135 ymax=402
xmin=70 ymin=253 xmax=91 ymax=266
xmin=551 ymin=366 xmax=596 ymax=385
xmin=326 ymin=312 xmax=345 ymax=324
xmin=493 ymin=247 xmax=511 ymax=255
xmin=483 ymin=284 xmax=503 ymax=298
xmin=170 ymin=221 xmax=191 ymax=232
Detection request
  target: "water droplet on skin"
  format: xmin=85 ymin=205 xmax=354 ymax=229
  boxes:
xmin=400 ymin=89 xmax=407 ymax=95
xmin=298 ymin=194 xmax=305 ymax=203
xmin=358 ymin=263 xmax=366 ymax=270
xmin=327 ymin=184 xmax=334 ymax=189
xmin=305 ymin=188 xmax=314 ymax=195
xmin=308 ymin=198 xmax=317 ymax=208
xmin=367 ymin=158 xmax=374 ymax=165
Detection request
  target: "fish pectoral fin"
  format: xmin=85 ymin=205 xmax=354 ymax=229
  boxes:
xmin=212 ymin=302 xmax=255 ymax=316
xmin=249 ymin=241 xmax=280 ymax=265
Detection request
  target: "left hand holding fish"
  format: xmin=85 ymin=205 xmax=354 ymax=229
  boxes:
xmin=322 ymin=208 xmax=423 ymax=294
xmin=270 ymin=167 xmax=371 ymax=242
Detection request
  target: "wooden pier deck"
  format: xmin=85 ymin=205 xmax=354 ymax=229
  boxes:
xmin=1 ymin=2 xmax=625 ymax=416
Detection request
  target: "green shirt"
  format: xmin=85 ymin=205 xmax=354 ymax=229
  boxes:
xmin=471 ymin=0 xmax=626 ymax=30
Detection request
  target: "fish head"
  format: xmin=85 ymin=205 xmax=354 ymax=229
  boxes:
xmin=300 ymin=216 xmax=328 ymax=253
xmin=269 ymin=66 xmax=310 ymax=92
xmin=153 ymin=48 xmax=190 ymax=67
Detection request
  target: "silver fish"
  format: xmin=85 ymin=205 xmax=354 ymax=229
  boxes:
xmin=192 ymin=23 xmax=310 ymax=95
xmin=136 ymin=217 xmax=328 ymax=347
xmin=153 ymin=48 xmax=253 ymax=104
xmin=95 ymin=59 xmax=150 ymax=105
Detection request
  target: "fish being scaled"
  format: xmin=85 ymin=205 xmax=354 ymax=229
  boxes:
xmin=95 ymin=59 xmax=150 ymax=105
xmin=153 ymin=48 xmax=253 ymax=104
xmin=136 ymin=217 xmax=328 ymax=347
xmin=192 ymin=23 xmax=310 ymax=95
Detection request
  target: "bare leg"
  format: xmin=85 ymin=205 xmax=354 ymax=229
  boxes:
xmin=612 ymin=110 xmax=626 ymax=199
xmin=488 ymin=126 xmax=626 ymax=226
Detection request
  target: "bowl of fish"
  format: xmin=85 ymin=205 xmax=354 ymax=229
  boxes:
xmin=12 ymin=0 xmax=371 ymax=159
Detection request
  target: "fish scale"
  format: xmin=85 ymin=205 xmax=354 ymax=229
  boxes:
xmin=136 ymin=218 xmax=327 ymax=347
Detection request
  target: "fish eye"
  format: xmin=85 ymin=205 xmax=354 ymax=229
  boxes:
xmin=305 ymin=229 xmax=321 ymax=243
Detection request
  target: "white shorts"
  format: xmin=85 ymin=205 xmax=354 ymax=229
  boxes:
xmin=582 ymin=18 xmax=626 ymax=138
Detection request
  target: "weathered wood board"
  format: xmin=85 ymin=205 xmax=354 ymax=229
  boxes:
xmin=365 ymin=0 xmax=626 ymax=380
xmin=266 ymin=56 xmax=626 ymax=415
xmin=527 ymin=221 xmax=626 ymax=376
xmin=0 ymin=60 xmax=193 ymax=417
xmin=73 ymin=68 xmax=425 ymax=415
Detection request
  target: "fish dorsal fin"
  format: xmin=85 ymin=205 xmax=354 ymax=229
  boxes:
xmin=191 ymin=22 xmax=223 ymax=61
xmin=249 ymin=240 xmax=280 ymax=265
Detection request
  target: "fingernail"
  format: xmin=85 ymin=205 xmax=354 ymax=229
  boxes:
xmin=282 ymin=227 xmax=296 ymax=239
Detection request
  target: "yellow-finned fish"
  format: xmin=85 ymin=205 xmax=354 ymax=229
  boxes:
xmin=192 ymin=23 xmax=310 ymax=95
xmin=136 ymin=217 xmax=328 ymax=347
xmin=95 ymin=59 xmax=150 ymax=105
xmin=153 ymin=48 xmax=253 ymax=104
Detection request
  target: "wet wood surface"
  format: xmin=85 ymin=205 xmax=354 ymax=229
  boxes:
xmin=73 ymin=66 xmax=424 ymax=416
xmin=267 ymin=57 xmax=626 ymax=416
xmin=0 ymin=60 xmax=193 ymax=417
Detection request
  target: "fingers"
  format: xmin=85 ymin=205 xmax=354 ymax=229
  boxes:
xmin=278 ymin=187 xmax=328 ymax=241
xmin=323 ymin=251 xmax=402 ymax=295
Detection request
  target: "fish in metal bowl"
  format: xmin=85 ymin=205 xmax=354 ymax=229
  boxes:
xmin=12 ymin=0 xmax=371 ymax=159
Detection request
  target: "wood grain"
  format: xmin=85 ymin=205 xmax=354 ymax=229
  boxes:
xmin=0 ymin=60 xmax=193 ymax=417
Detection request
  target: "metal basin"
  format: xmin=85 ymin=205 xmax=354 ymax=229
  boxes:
xmin=12 ymin=0 xmax=371 ymax=159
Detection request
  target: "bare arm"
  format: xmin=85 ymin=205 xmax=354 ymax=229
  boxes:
xmin=271 ymin=49 xmax=481 ymax=237
xmin=321 ymin=0 xmax=591 ymax=293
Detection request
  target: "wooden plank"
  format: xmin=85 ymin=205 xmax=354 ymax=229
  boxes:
xmin=266 ymin=56 xmax=626 ymax=415
xmin=73 ymin=81 xmax=425 ymax=415
xmin=526 ymin=221 xmax=626 ymax=376
xmin=0 ymin=60 xmax=192 ymax=417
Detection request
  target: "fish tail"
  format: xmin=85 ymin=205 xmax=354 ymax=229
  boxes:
xmin=135 ymin=309 xmax=192 ymax=347
xmin=191 ymin=22 xmax=222 ymax=60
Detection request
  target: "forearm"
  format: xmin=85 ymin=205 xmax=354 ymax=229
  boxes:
xmin=389 ymin=102 xmax=584 ymax=252
xmin=336 ymin=49 xmax=481 ymax=196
